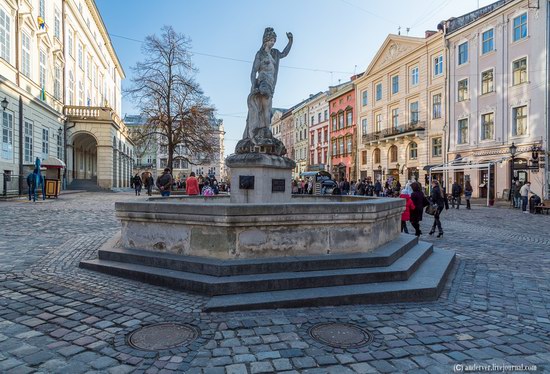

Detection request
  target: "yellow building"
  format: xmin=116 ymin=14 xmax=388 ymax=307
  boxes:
xmin=356 ymin=32 xmax=446 ymax=187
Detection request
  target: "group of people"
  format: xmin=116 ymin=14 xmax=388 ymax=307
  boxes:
xmin=131 ymin=169 xmax=225 ymax=197
xmin=511 ymin=180 xmax=537 ymax=213
xmin=400 ymin=180 xmax=449 ymax=238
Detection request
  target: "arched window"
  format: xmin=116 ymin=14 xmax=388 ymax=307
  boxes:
xmin=409 ymin=142 xmax=418 ymax=160
xmin=389 ymin=145 xmax=398 ymax=163
xmin=373 ymin=148 xmax=381 ymax=164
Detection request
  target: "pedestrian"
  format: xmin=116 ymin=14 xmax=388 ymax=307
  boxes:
xmin=513 ymin=181 xmax=522 ymax=209
xmin=186 ymin=171 xmax=200 ymax=196
xmin=519 ymin=181 xmax=533 ymax=213
xmin=429 ymin=180 xmax=446 ymax=237
xmin=155 ymin=168 xmax=173 ymax=197
xmin=451 ymin=181 xmax=463 ymax=209
xmin=144 ymin=173 xmax=154 ymax=196
xmin=201 ymin=180 xmax=215 ymax=196
xmin=132 ymin=173 xmax=142 ymax=196
xmin=464 ymin=180 xmax=473 ymax=209
xmin=410 ymin=181 xmax=428 ymax=237
xmin=399 ymin=186 xmax=415 ymax=234
xmin=374 ymin=180 xmax=382 ymax=197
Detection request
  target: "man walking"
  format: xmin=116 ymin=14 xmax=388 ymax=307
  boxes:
xmin=451 ymin=181 xmax=463 ymax=209
xmin=156 ymin=168 xmax=173 ymax=197
xmin=520 ymin=181 xmax=532 ymax=213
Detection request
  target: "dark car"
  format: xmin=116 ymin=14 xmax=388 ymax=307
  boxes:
xmin=321 ymin=180 xmax=338 ymax=194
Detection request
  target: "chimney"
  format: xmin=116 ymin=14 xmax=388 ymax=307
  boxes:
xmin=425 ymin=30 xmax=437 ymax=38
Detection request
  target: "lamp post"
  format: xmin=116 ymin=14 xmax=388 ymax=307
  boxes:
xmin=509 ymin=142 xmax=517 ymax=202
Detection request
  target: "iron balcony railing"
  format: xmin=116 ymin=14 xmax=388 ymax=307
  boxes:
xmin=362 ymin=121 xmax=426 ymax=143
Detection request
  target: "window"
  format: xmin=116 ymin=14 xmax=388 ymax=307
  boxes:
xmin=375 ymin=83 xmax=382 ymax=101
xmin=87 ymin=55 xmax=91 ymax=79
xmin=332 ymin=141 xmax=337 ymax=157
xmin=339 ymin=137 xmax=344 ymax=155
xmin=481 ymin=70 xmax=494 ymax=94
xmin=346 ymin=110 xmax=352 ymax=127
xmin=375 ymin=114 xmax=382 ymax=132
xmin=0 ymin=6 xmax=11 ymax=61
xmin=432 ymin=94 xmax=441 ymax=119
xmin=24 ymin=121 xmax=33 ymax=163
xmin=458 ymin=42 xmax=468 ymax=65
xmin=338 ymin=112 xmax=344 ymax=129
xmin=458 ymin=79 xmax=468 ymax=101
xmin=512 ymin=106 xmax=527 ymax=136
xmin=434 ymin=55 xmax=443 ymax=76
xmin=513 ymin=13 xmax=527 ymax=42
xmin=389 ymin=146 xmax=397 ymax=163
xmin=411 ymin=67 xmax=419 ymax=86
xmin=39 ymin=50 xmax=46 ymax=90
xmin=374 ymin=148 xmax=381 ymax=164
xmin=68 ymin=29 xmax=74 ymax=57
xmin=39 ymin=0 xmax=45 ymax=17
xmin=361 ymin=118 xmax=368 ymax=134
xmin=432 ymin=137 xmax=442 ymax=157
xmin=482 ymin=29 xmax=494 ymax=54
xmin=409 ymin=142 xmax=418 ymax=160
xmin=391 ymin=75 xmax=399 ymax=94
xmin=458 ymin=118 xmax=468 ymax=144
xmin=331 ymin=116 xmax=337 ymax=131
xmin=310 ymin=133 xmax=314 ymax=146
xmin=57 ymin=133 xmax=62 ymax=159
xmin=68 ymin=71 xmax=74 ymax=105
xmin=362 ymin=90 xmax=368 ymax=106
xmin=324 ymin=110 xmax=328 ymax=121
xmin=2 ymin=111 xmax=13 ymax=160
xmin=391 ymin=108 xmax=399 ymax=128
xmin=42 ymin=128 xmax=49 ymax=156
xmin=410 ymin=101 xmax=419 ymax=124
xmin=346 ymin=136 xmax=352 ymax=154
xmin=54 ymin=8 xmax=61 ymax=39
xmin=21 ymin=32 xmax=31 ymax=77
xmin=324 ymin=129 xmax=328 ymax=143
xmin=480 ymin=113 xmax=494 ymax=140
xmin=54 ymin=64 xmax=61 ymax=100
xmin=78 ymin=81 xmax=83 ymax=106
xmin=361 ymin=150 xmax=367 ymax=165
xmin=78 ymin=43 xmax=83 ymax=69
xmin=512 ymin=58 xmax=527 ymax=85
xmin=318 ymin=113 xmax=321 ymax=123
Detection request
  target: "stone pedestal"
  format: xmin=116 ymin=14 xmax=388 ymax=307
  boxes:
xmin=225 ymin=153 xmax=295 ymax=204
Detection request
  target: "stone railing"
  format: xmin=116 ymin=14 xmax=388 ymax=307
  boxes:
xmin=362 ymin=121 xmax=426 ymax=143
xmin=64 ymin=106 xmax=124 ymax=128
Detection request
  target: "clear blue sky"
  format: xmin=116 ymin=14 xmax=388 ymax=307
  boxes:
xmin=96 ymin=0 xmax=494 ymax=156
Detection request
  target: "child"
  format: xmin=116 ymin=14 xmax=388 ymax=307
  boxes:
xmin=399 ymin=186 xmax=416 ymax=234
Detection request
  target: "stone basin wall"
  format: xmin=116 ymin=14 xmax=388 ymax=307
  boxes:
xmin=116 ymin=196 xmax=405 ymax=259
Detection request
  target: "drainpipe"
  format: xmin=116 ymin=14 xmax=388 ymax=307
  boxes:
xmin=18 ymin=97 xmax=23 ymax=195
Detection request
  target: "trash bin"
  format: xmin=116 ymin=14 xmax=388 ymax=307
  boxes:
xmin=529 ymin=194 xmax=541 ymax=213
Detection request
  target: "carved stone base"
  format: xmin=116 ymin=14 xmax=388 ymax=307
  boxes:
xmin=235 ymin=128 xmax=287 ymax=156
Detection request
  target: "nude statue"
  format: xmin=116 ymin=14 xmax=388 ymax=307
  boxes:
xmin=242 ymin=27 xmax=293 ymax=140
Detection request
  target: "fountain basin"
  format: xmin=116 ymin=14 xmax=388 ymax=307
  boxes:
xmin=115 ymin=195 xmax=404 ymax=259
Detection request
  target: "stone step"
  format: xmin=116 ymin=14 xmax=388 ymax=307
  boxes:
xmin=80 ymin=241 xmax=433 ymax=296
xmin=97 ymin=234 xmax=419 ymax=276
xmin=204 ymin=248 xmax=456 ymax=312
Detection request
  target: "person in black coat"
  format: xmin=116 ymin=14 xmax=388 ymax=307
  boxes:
xmin=429 ymin=180 xmax=446 ymax=237
xmin=410 ymin=182 xmax=428 ymax=237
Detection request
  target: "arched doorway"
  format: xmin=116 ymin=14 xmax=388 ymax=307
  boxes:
xmin=72 ymin=132 xmax=98 ymax=182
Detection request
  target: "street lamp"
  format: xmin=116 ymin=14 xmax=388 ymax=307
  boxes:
xmin=509 ymin=142 xmax=517 ymax=202
xmin=1 ymin=97 xmax=8 ymax=111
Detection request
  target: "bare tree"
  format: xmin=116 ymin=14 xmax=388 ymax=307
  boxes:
xmin=127 ymin=26 xmax=216 ymax=170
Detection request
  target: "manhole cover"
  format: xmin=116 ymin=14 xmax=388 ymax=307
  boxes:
xmin=309 ymin=322 xmax=373 ymax=349
xmin=127 ymin=323 xmax=199 ymax=351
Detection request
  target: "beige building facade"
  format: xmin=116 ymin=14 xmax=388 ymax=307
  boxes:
xmin=356 ymin=32 xmax=446 ymax=186
xmin=444 ymin=0 xmax=548 ymax=200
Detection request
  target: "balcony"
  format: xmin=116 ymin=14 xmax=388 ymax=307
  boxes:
xmin=64 ymin=106 xmax=124 ymax=129
xmin=362 ymin=121 xmax=426 ymax=144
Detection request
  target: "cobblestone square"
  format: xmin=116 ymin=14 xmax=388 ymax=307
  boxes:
xmin=1 ymin=192 xmax=549 ymax=373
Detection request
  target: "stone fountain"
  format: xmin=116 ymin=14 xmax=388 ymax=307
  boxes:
xmin=80 ymin=28 xmax=455 ymax=311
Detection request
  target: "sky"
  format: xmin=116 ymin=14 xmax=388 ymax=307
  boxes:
xmin=95 ymin=0 xmax=496 ymax=157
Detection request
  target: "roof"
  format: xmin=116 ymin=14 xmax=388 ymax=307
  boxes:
xmin=445 ymin=0 xmax=517 ymax=35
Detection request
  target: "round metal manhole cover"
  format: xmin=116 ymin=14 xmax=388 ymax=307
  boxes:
xmin=309 ymin=322 xmax=374 ymax=349
xmin=127 ymin=323 xmax=199 ymax=351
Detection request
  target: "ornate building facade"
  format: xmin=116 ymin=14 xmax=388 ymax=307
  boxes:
xmin=307 ymin=92 xmax=329 ymax=173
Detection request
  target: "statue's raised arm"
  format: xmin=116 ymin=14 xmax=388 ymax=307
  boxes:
xmin=280 ymin=32 xmax=293 ymax=58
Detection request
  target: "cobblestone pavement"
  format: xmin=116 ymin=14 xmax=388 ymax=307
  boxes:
xmin=0 ymin=193 xmax=549 ymax=373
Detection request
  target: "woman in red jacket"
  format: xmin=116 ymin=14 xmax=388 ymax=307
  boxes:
xmin=186 ymin=172 xmax=199 ymax=196
xmin=400 ymin=187 xmax=416 ymax=234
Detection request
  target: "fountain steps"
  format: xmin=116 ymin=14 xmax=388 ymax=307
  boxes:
xmin=79 ymin=234 xmax=455 ymax=310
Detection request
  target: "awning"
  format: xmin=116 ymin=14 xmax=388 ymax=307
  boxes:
xmin=42 ymin=156 xmax=66 ymax=169
xmin=423 ymin=164 xmax=439 ymax=171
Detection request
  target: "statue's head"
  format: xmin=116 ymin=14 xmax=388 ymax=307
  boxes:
xmin=263 ymin=27 xmax=276 ymax=47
